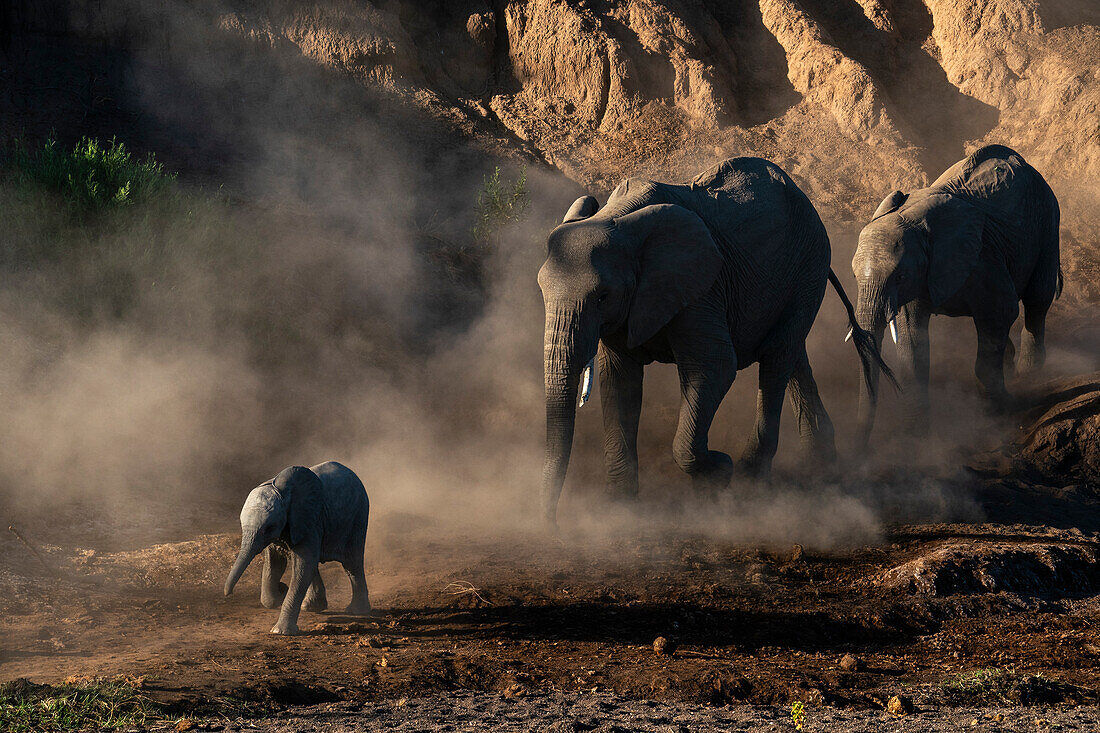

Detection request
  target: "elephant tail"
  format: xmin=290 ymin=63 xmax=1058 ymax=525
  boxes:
xmin=1056 ymin=265 xmax=1064 ymax=300
xmin=828 ymin=268 xmax=899 ymax=397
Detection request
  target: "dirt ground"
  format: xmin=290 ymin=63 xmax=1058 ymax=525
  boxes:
xmin=2 ymin=460 xmax=1100 ymax=727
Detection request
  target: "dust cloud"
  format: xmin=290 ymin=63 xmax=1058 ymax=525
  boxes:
xmin=1 ymin=0 xmax=1078 ymax=555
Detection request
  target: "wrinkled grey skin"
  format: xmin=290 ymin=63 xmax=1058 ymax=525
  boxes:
xmin=538 ymin=157 xmax=888 ymax=526
xmin=853 ymin=144 xmax=1061 ymax=443
xmin=224 ymin=461 xmax=371 ymax=635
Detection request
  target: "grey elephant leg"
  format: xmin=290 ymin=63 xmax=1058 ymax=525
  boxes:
xmin=786 ymin=349 xmax=836 ymax=464
xmin=895 ymin=300 xmax=931 ymax=435
xmin=740 ymin=354 xmax=795 ymax=476
xmin=1017 ymin=299 xmax=1050 ymax=374
xmin=973 ymin=316 xmax=1014 ymax=412
xmin=670 ymin=335 xmax=736 ymax=493
xmin=598 ymin=343 xmax=644 ymax=500
xmin=260 ymin=545 xmax=288 ymax=609
xmin=271 ymin=550 xmax=318 ymax=635
xmin=303 ymin=569 xmax=328 ymax=613
xmin=340 ymin=551 xmax=371 ymax=616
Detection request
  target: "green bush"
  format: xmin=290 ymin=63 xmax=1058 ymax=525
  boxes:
xmin=10 ymin=136 xmax=175 ymax=212
xmin=471 ymin=165 xmax=529 ymax=243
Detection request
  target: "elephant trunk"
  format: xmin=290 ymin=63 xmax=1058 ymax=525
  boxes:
xmin=855 ymin=280 xmax=894 ymax=448
xmin=541 ymin=304 xmax=597 ymax=527
xmin=224 ymin=530 xmax=264 ymax=596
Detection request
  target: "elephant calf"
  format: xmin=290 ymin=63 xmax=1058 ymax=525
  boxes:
xmin=224 ymin=461 xmax=371 ymax=635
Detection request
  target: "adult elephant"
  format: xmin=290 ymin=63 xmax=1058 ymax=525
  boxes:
xmin=852 ymin=144 xmax=1061 ymax=443
xmin=537 ymin=157 xmax=889 ymax=525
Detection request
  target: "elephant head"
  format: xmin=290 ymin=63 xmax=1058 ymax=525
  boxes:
xmin=537 ymin=195 xmax=722 ymax=525
xmin=852 ymin=189 xmax=983 ymax=439
xmin=224 ymin=466 xmax=323 ymax=596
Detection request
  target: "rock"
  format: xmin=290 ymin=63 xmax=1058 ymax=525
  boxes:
xmin=839 ymin=653 xmax=864 ymax=672
xmin=653 ymin=636 xmax=676 ymax=656
xmin=176 ymin=720 xmax=196 ymax=732
xmin=465 ymin=12 xmax=494 ymax=50
xmin=503 ymin=682 xmax=527 ymax=698
xmin=886 ymin=694 xmax=913 ymax=716
xmin=880 ymin=541 xmax=1100 ymax=597
xmin=790 ymin=544 xmax=804 ymax=563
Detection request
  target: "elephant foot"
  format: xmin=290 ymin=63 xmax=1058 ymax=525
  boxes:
xmin=269 ymin=618 xmax=300 ymax=635
xmin=981 ymin=391 xmax=1019 ymax=416
xmin=802 ymin=437 xmax=837 ymax=466
xmin=605 ymin=480 xmax=639 ymax=505
xmin=344 ymin=598 xmax=372 ymax=616
xmin=303 ymin=594 xmax=328 ymax=613
xmin=260 ymin=582 xmax=289 ymax=610
xmin=736 ymin=452 xmax=772 ymax=480
xmin=690 ymin=451 xmax=734 ymax=495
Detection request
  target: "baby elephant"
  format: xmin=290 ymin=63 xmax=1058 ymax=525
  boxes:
xmin=224 ymin=461 xmax=370 ymax=635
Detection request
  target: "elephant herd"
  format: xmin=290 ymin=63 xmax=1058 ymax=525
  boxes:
xmin=537 ymin=144 xmax=1061 ymax=526
xmin=225 ymin=144 xmax=1060 ymax=634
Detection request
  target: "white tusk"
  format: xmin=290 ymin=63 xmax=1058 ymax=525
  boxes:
xmin=578 ymin=357 xmax=595 ymax=408
xmin=844 ymin=327 xmax=853 ymax=343
xmin=889 ymin=318 xmax=898 ymax=344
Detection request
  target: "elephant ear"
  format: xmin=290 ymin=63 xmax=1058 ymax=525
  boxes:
xmin=273 ymin=466 xmax=323 ymax=547
xmin=925 ymin=195 xmax=985 ymax=307
xmin=562 ymin=195 xmax=600 ymax=223
xmin=872 ymin=190 xmax=908 ymax=220
xmin=616 ymin=204 xmax=722 ymax=349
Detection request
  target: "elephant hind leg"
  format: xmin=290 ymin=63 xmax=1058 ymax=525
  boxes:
xmin=786 ymin=349 xmax=836 ymax=464
xmin=303 ymin=569 xmax=328 ymax=612
xmin=1017 ymin=298 xmax=1050 ymax=375
xmin=740 ymin=352 xmax=796 ymax=476
xmin=341 ymin=553 xmax=371 ymax=616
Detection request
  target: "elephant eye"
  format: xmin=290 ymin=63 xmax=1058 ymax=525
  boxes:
xmin=597 ymin=292 xmax=608 ymax=304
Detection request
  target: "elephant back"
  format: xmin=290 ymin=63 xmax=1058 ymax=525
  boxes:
xmin=929 ymin=145 xmax=1037 ymax=226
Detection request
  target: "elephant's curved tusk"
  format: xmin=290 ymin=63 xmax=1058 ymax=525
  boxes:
xmin=844 ymin=327 xmax=853 ymax=343
xmin=889 ymin=318 xmax=898 ymax=344
xmin=578 ymin=358 xmax=595 ymax=408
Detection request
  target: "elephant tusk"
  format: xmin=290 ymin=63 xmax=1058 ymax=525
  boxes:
xmin=578 ymin=358 xmax=595 ymax=408
xmin=889 ymin=318 xmax=898 ymax=344
xmin=844 ymin=327 xmax=853 ymax=343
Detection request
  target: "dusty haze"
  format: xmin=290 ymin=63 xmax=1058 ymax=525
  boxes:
xmin=0 ymin=0 xmax=1098 ymax=551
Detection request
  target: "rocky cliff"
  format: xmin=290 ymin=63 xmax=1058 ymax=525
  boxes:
xmin=3 ymin=0 xmax=1098 ymax=294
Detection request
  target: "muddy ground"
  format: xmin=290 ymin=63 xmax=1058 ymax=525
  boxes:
xmin=2 ymin=458 xmax=1100 ymax=728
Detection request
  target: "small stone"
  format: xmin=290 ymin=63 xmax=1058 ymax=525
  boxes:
xmin=653 ymin=636 xmax=676 ymax=656
xmin=175 ymin=720 xmax=196 ymax=732
xmin=886 ymin=694 xmax=913 ymax=716
xmin=839 ymin=653 xmax=864 ymax=672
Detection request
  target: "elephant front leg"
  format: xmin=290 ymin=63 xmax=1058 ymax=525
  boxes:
xmin=271 ymin=550 xmax=319 ymax=635
xmin=598 ymin=343 xmax=644 ymax=501
xmin=895 ymin=300 xmax=931 ymax=435
xmin=671 ymin=347 xmax=736 ymax=493
xmin=740 ymin=355 xmax=793 ymax=477
xmin=260 ymin=545 xmax=288 ymax=610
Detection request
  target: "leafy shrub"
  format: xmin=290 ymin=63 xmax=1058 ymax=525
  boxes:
xmin=471 ymin=165 xmax=529 ymax=243
xmin=10 ymin=136 xmax=175 ymax=212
